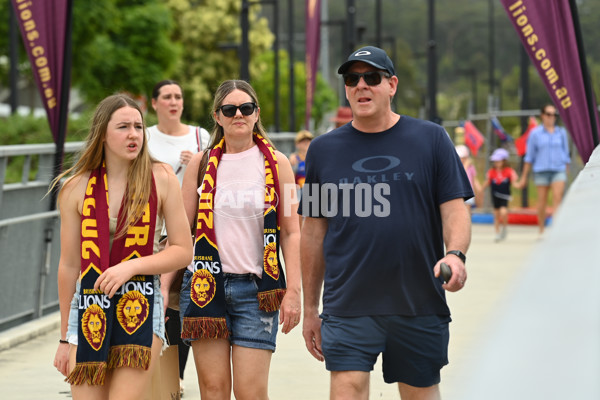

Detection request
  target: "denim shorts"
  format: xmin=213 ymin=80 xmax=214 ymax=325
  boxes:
xmin=179 ymin=269 xmax=279 ymax=351
xmin=534 ymin=170 xmax=567 ymax=186
xmin=320 ymin=314 xmax=451 ymax=387
xmin=66 ymin=275 xmax=166 ymax=346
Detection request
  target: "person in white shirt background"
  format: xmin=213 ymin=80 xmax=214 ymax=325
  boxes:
xmin=147 ymin=79 xmax=210 ymax=185
xmin=147 ymin=79 xmax=210 ymax=397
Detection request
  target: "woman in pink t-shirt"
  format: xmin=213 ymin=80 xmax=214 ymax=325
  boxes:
xmin=164 ymin=80 xmax=301 ymax=399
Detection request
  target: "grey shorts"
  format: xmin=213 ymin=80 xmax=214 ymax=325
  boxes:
xmin=66 ymin=275 xmax=166 ymax=346
xmin=533 ymin=170 xmax=567 ymax=186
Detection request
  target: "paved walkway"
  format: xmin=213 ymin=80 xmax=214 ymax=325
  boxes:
xmin=0 ymin=223 xmax=543 ymax=399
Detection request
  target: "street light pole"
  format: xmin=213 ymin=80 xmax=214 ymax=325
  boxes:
xmin=519 ymin=45 xmax=529 ymax=207
xmin=346 ymin=0 xmax=357 ymax=55
xmin=375 ymin=0 xmax=382 ymax=48
xmin=287 ymin=0 xmax=295 ymax=131
xmin=427 ymin=0 xmax=438 ymax=123
xmin=273 ymin=0 xmax=280 ymax=131
xmin=488 ymin=0 xmax=495 ymax=99
xmin=9 ymin=2 xmax=18 ymax=114
xmin=240 ymin=0 xmax=250 ymax=81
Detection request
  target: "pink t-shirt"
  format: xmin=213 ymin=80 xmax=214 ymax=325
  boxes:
xmin=193 ymin=145 xmax=265 ymax=276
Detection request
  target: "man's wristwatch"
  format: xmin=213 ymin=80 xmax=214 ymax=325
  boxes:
xmin=446 ymin=250 xmax=466 ymax=264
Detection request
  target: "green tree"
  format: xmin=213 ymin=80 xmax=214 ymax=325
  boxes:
xmin=252 ymin=50 xmax=337 ymax=133
xmin=70 ymin=0 xmax=179 ymax=105
xmin=165 ymin=0 xmax=274 ymax=126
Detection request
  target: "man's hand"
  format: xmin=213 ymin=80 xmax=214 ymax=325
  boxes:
xmin=302 ymin=312 xmax=324 ymax=362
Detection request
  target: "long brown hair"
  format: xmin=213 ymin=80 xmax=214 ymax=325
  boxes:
xmin=208 ymin=80 xmax=275 ymax=150
xmin=50 ymin=93 xmax=154 ymax=237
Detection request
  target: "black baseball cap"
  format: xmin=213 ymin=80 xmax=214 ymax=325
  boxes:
xmin=337 ymin=46 xmax=396 ymax=76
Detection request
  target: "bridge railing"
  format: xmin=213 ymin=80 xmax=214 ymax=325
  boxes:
xmin=0 ymin=142 xmax=83 ymax=331
xmin=0 ymin=134 xmax=297 ymax=333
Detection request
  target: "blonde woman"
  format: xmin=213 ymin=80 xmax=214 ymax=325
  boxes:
xmin=52 ymin=94 xmax=192 ymax=399
xmin=165 ymin=80 xmax=301 ymax=399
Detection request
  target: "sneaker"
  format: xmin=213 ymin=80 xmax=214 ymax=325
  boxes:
xmin=494 ymin=233 xmax=502 ymax=242
xmin=500 ymin=226 xmax=507 ymax=239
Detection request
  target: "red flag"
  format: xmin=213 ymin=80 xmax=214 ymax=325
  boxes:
xmin=305 ymin=0 xmax=321 ymax=129
xmin=515 ymin=116 xmax=538 ymax=157
xmin=463 ymin=120 xmax=485 ymax=156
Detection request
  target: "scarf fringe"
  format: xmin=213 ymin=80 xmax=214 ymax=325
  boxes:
xmin=258 ymin=288 xmax=286 ymax=312
xmin=66 ymin=361 xmax=107 ymax=386
xmin=107 ymin=344 xmax=152 ymax=370
xmin=182 ymin=317 xmax=229 ymax=339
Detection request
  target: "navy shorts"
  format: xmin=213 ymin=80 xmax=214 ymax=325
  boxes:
xmin=320 ymin=314 xmax=451 ymax=387
xmin=492 ymin=196 xmax=509 ymax=209
xmin=179 ymin=269 xmax=279 ymax=351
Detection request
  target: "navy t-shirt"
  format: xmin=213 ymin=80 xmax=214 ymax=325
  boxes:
xmin=299 ymin=116 xmax=473 ymax=317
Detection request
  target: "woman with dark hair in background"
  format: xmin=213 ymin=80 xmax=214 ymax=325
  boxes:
xmin=147 ymin=80 xmax=210 ymax=184
xmin=147 ymin=79 xmax=211 ymax=396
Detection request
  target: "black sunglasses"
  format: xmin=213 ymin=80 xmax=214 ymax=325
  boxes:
xmin=543 ymin=111 xmax=558 ymax=117
xmin=219 ymin=102 xmax=257 ymax=117
xmin=343 ymin=71 xmax=390 ymax=87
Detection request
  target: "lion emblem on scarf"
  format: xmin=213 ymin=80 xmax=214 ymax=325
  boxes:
xmin=81 ymin=303 xmax=107 ymax=351
xmin=116 ymin=290 xmax=149 ymax=335
xmin=191 ymin=269 xmax=216 ymax=308
xmin=263 ymin=242 xmax=279 ymax=280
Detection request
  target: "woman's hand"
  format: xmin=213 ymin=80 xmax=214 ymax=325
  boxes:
xmin=93 ymin=258 xmax=139 ymax=298
xmin=279 ymin=288 xmax=301 ymax=334
xmin=53 ymin=342 xmax=70 ymax=377
xmin=180 ymin=150 xmax=194 ymax=166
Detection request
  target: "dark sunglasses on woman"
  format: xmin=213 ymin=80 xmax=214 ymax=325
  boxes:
xmin=343 ymin=71 xmax=391 ymax=87
xmin=219 ymin=102 xmax=257 ymax=117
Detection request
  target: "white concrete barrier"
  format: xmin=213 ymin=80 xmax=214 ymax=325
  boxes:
xmin=457 ymin=145 xmax=600 ymax=399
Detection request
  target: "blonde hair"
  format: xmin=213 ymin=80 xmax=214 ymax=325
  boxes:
xmin=208 ymin=80 xmax=275 ymax=150
xmin=50 ymin=93 xmax=154 ymax=237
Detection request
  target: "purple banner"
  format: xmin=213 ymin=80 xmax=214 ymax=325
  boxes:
xmin=500 ymin=0 xmax=599 ymax=163
xmin=305 ymin=0 xmax=321 ymax=129
xmin=11 ymin=0 xmax=70 ymax=144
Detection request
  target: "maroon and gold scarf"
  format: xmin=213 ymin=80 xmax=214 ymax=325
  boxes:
xmin=67 ymin=163 xmax=157 ymax=385
xmin=181 ymin=133 xmax=286 ymax=340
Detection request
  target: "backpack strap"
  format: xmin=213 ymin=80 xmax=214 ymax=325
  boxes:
xmin=196 ymin=126 xmax=202 ymax=152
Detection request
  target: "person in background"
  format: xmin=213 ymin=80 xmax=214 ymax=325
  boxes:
xmin=148 ymin=79 xmax=210 ymax=396
xmin=483 ymin=148 xmax=520 ymax=242
xmin=327 ymin=106 xmax=353 ymax=131
xmin=168 ymin=79 xmax=301 ymax=399
xmin=518 ymin=103 xmax=570 ymax=235
xmin=52 ymin=94 xmax=192 ymax=399
xmin=290 ymin=130 xmax=314 ymax=227
xmin=300 ymin=46 xmax=472 ymax=400
xmin=455 ymin=144 xmax=483 ymax=211
xmin=289 ymin=130 xmax=314 ymax=189
xmin=147 ymin=80 xmax=210 ymax=185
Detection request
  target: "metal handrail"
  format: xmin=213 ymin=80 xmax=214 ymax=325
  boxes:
xmin=0 ymin=211 xmax=59 ymax=228
xmin=0 ymin=141 xmax=83 ymax=157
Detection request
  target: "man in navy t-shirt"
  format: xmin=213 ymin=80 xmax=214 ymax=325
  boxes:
xmin=299 ymin=46 xmax=473 ymax=399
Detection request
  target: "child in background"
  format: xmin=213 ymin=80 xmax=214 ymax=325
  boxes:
xmin=455 ymin=144 xmax=482 ymax=211
xmin=483 ymin=148 xmax=520 ymax=242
